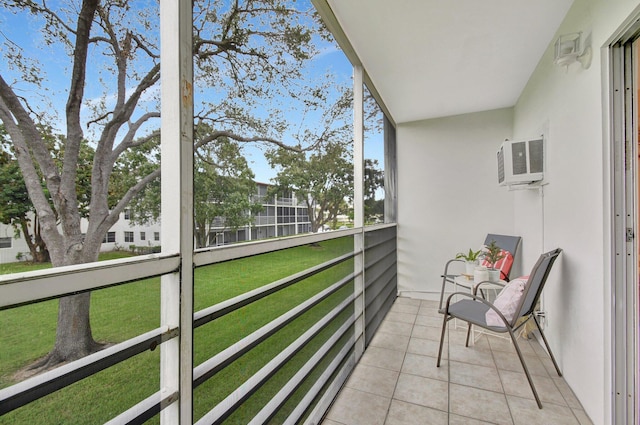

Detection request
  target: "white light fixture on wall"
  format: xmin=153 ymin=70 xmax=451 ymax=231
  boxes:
xmin=554 ymin=32 xmax=592 ymax=69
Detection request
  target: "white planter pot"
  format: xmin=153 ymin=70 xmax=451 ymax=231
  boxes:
xmin=487 ymin=268 xmax=500 ymax=282
xmin=465 ymin=261 xmax=476 ymax=275
xmin=474 ymin=266 xmax=488 ymax=283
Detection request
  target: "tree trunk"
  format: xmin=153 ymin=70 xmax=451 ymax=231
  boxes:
xmin=31 ymin=292 xmax=102 ymax=369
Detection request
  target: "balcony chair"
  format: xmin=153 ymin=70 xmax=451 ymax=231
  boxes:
xmin=438 ymin=233 xmax=521 ymax=310
xmin=437 ymin=248 xmax=563 ymax=409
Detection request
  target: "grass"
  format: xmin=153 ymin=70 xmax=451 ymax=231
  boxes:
xmin=0 ymin=237 xmax=354 ymax=424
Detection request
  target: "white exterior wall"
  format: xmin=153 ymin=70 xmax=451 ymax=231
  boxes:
xmin=513 ymin=1 xmax=640 ymax=423
xmin=396 ymin=107 xmax=516 ymax=298
xmin=0 ymin=222 xmax=31 ymax=264
xmin=397 ymin=2 xmax=640 ymax=424
xmin=0 ymin=214 xmax=161 ymax=264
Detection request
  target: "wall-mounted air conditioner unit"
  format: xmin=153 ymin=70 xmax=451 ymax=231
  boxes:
xmin=497 ymin=138 xmax=544 ymax=186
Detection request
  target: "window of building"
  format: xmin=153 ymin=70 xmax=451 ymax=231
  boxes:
xmin=154 ymin=232 xmax=160 ymax=241
xmin=102 ymin=232 xmax=116 ymax=243
xmin=124 ymin=209 xmax=131 ymax=220
xmin=0 ymin=237 xmax=11 ymax=248
xmin=140 ymin=232 xmax=146 ymax=241
xmin=124 ymin=231 xmax=134 ymax=243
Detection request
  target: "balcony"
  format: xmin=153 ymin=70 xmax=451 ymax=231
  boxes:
xmin=321 ymin=297 xmax=593 ymax=425
xmin=1 ymin=0 xmax=637 ymax=424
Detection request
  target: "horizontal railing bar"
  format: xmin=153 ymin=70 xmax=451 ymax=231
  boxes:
xmin=104 ymin=388 xmax=179 ymax=425
xmin=193 ymin=273 xmax=354 ymax=388
xmin=0 ymin=326 xmax=178 ymax=416
xmin=364 ymin=233 xmax=396 ymax=251
xmin=194 ymin=252 xmax=355 ymax=329
xmin=363 ymin=223 xmax=396 ymax=233
xmin=194 ymin=228 xmax=360 ymax=268
xmin=0 ymin=253 xmax=180 ymax=310
xmin=287 ymin=338 xmax=356 ymax=425
xmin=364 ymin=245 xmax=397 ymax=270
xmin=248 ymin=308 xmax=355 ymax=425
xmin=197 ymin=295 xmax=355 ymax=425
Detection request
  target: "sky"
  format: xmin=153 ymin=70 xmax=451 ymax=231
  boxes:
xmin=0 ymin=0 xmax=384 ymax=187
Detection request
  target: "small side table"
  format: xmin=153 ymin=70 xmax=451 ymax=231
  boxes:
xmin=452 ymin=276 xmax=507 ymax=343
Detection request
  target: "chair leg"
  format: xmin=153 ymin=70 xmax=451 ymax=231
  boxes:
xmin=436 ymin=314 xmax=449 ymax=367
xmin=533 ymin=315 xmax=562 ymax=377
xmin=465 ymin=323 xmax=472 ymax=347
xmin=438 ymin=276 xmax=448 ymax=310
xmin=508 ymin=328 xmax=543 ymax=409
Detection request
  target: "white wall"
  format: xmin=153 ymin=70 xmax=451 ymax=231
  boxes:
xmin=396 ymin=108 xmax=515 ymax=298
xmin=0 ymin=222 xmax=30 ymax=264
xmin=512 ymin=1 xmax=640 ymax=424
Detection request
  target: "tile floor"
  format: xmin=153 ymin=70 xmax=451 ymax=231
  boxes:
xmin=321 ymin=297 xmax=594 ymax=425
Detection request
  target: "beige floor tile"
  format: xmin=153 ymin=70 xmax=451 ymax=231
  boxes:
xmin=385 ymin=399 xmax=448 ymax=425
xmin=377 ymin=320 xmax=414 ymax=337
xmin=395 ymin=296 xmax=422 ymax=306
xmin=449 ymin=414 xmax=503 ymax=425
xmin=407 ymin=336 xmax=445 ymax=358
xmin=325 ymin=387 xmax=391 ymax=425
xmin=420 ymin=299 xmax=440 ymax=309
xmin=393 ymin=373 xmax=449 ymax=412
xmin=491 ymin=349 xmax=549 ymax=377
xmin=449 ymin=361 xmax=503 ymax=393
xmin=414 ymin=314 xmax=444 ymax=328
xmin=487 ymin=335 xmax=536 ymax=357
xmin=506 ymin=395 xmax=580 ymax=425
xmin=448 ymin=342 xmax=496 ymax=368
xmin=498 ymin=368 xmax=565 ymax=405
xmin=538 ymin=354 xmax=563 ymax=377
xmin=572 ymin=408 xmax=594 ymax=425
xmin=391 ymin=302 xmax=420 ymax=315
xmin=345 ymin=363 xmax=400 ymax=398
xmin=369 ymin=330 xmax=410 ymax=352
xmin=449 ymin=383 xmax=513 ymax=425
xmin=359 ymin=346 xmax=406 ymax=372
xmin=385 ymin=311 xmax=417 ymax=325
xmin=321 ymin=297 xmax=591 ymax=425
xmin=418 ymin=304 xmax=442 ymax=318
xmin=401 ymin=352 xmax=449 ymax=382
xmin=319 ymin=419 xmax=343 ymax=425
xmin=553 ymin=377 xmax=583 ymax=409
xmin=411 ymin=324 xmax=445 ymax=341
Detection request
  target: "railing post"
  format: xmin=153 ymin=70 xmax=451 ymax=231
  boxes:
xmin=353 ymin=65 xmax=365 ymax=359
xmin=160 ymin=0 xmax=194 ymax=423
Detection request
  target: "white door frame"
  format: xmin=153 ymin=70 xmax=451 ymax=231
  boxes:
xmin=610 ymin=21 xmax=640 ymax=425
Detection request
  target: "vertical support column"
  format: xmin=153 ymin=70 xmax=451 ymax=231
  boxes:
xmin=383 ymin=116 xmax=398 ymax=223
xmin=160 ymin=0 xmax=193 ymax=423
xmin=353 ymin=65 xmax=365 ymax=359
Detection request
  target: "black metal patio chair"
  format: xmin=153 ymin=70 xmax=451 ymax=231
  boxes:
xmin=437 ymin=248 xmax=563 ymax=409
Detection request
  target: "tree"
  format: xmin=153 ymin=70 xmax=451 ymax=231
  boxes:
xmin=364 ymin=158 xmax=384 ymax=222
xmin=0 ymin=128 xmax=47 ymax=261
xmin=266 ymin=140 xmax=353 ymax=233
xmin=193 ymin=131 xmax=263 ymax=248
xmin=0 ymin=0 xmax=346 ymax=369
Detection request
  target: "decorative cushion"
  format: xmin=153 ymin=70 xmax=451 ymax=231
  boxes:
xmin=485 ymin=276 xmax=528 ymax=327
xmin=480 ymin=250 xmax=514 ymax=280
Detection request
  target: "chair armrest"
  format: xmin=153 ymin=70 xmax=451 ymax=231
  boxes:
xmin=443 ymin=291 xmax=511 ymax=327
xmin=442 ymin=258 xmax=464 ymax=277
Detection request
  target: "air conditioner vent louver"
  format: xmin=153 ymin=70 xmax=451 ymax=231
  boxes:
xmin=497 ymin=138 xmax=544 ymax=186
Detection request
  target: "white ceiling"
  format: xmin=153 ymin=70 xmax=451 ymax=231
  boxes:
xmin=326 ymin=0 xmax=574 ymax=124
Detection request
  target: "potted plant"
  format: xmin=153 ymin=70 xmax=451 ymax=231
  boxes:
xmin=455 ymin=248 xmax=484 ymax=275
xmin=483 ymin=240 xmax=505 ymax=281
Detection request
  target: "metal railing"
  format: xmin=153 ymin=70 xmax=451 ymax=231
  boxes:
xmin=0 ymin=224 xmax=396 ymax=424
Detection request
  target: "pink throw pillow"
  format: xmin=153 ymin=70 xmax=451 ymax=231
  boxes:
xmin=485 ymin=276 xmax=528 ymax=327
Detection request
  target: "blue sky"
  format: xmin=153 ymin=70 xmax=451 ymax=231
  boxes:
xmin=0 ymin=0 xmax=384 ymax=186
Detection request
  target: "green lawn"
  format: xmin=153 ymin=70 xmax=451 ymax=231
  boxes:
xmin=0 ymin=237 xmax=354 ymax=424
